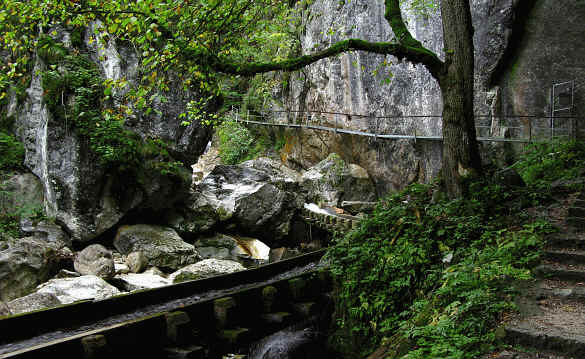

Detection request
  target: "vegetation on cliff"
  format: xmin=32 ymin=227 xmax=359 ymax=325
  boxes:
xmin=327 ymin=140 xmax=585 ymax=358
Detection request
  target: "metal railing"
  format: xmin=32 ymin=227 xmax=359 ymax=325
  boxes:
xmin=232 ymin=108 xmax=583 ymax=143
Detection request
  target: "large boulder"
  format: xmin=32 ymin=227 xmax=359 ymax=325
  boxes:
xmin=173 ymin=158 xmax=304 ymax=243
xmin=0 ymin=236 xmax=59 ymax=302
xmin=74 ymin=244 xmax=115 ymax=279
xmin=113 ymin=225 xmax=200 ymax=271
xmin=302 ymin=153 xmax=377 ymax=207
xmin=194 ymin=233 xmax=270 ymax=264
xmin=36 ymin=275 xmax=120 ymax=304
xmin=7 ymin=292 xmax=61 ymax=315
xmin=169 ymin=259 xmax=246 ymax=283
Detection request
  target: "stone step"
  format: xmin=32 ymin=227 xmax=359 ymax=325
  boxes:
xmin=534 ymin=264 xmax=585 ymax=282
xmin=162 ymin=344 xmax=205 ymax=359
xmin=505 ymin=326 xmax=585 ymax=358
xmin=504 ymin=295 xmax=585 ymax=358
xmin=546 ymin=235 xmax=585 ymax=250
xmin=544 ymin=249 xmax=585 ymax=265
xmin=568 ymin=206 xmax=585 ymax=218
xmin=487 ymin=349 xmax=571 ymax=358
xmin=532 ymin=280 xmax=585 ymax=302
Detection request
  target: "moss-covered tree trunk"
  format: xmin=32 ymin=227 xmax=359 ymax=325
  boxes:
xmin=438 ymin=0 xmax=482 ymax=198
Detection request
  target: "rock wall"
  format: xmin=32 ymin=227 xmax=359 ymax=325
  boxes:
xmin=9 ymin=23 xmax=213 ymax=243
xmin=274 ymin=0 xmax=585 ymax=195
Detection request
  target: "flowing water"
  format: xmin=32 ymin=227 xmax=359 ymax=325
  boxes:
xmin=247 ymin=324 xmax=331 ymax=359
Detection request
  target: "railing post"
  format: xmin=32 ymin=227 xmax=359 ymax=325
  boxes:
xmin=335 ymin=115 xmax=338 ymax=133
xmin=375 ymin=117 xmax=378 ymax=140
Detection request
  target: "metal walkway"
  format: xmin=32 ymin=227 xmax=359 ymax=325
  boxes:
xmin=234 ymin=109 xmax=582 ymax=144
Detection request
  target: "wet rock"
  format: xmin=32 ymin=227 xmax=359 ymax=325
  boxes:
xmin=0 ymin=236 xmax=59 ymax=302
xmin=74 ymin=244 xmax=115 ymax=279
xmin=114 ymin=273 xmax=170 ymax=291
xmin=126 ymin=251 xmax=148 ymax=273
xmin=36 ymin=275 xmax=120 ymax=304
xmin=114 ymin=224 xmax=200 ymax=271
xmin=302 ymin=153 xmax=376 ymax=207
xmin=7 ymin=292 xmax=61 ymax=314
xmin=169 ymin=259 xmax=246 ymax=283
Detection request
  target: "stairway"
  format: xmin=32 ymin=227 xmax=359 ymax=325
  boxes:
xmin=501 ymin=193 xmax=585 ymax=358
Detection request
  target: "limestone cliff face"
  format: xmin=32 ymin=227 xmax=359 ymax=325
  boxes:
xmin=9 ymin=23 xmax=212 ymax=242
xmin=275 ymin=0 xmax=585 ymax=195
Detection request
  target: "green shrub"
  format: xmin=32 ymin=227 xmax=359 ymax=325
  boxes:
xmin=217 ymin=119 xmax=271 ymax=164
xmin=326 ymin=176 xmax=552 ymax=358
xmin=515 ymin=140 xmax=585 ymax=186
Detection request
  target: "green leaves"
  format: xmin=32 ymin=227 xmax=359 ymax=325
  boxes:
xmin=327 ymin=170 xmax=552 ymax=357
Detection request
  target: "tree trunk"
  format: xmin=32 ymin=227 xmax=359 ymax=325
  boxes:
xmin=439 ymin=0 xmax=482 ymax=198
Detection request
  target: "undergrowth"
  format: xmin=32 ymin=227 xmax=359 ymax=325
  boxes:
xmin=326 ymin=144 xmax=572 ymax=358
xmin=217 ymin=118 xmax=280 ymax=164
xmin=513 ymin=140 xmax=585 ymax=197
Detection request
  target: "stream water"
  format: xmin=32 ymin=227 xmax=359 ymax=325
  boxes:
xmin=0 ymin=261 xmax=326 ymax=356
xmin=247 ymin=323 xmax=331 ymax=359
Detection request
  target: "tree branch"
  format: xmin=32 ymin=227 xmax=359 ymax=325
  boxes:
xmin=184 ymin=38 xmax=443 ymax=78
xmin=384 ymin=0 xmax=444 ymax=78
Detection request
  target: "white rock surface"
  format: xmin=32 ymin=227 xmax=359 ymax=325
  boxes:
xmin=36 ymin=275 xmax=120 ymax=304
xmin=169 ymin=259 xmax=245 ymax=283
xmin=114 ymin=273 xmax=170 ymax=291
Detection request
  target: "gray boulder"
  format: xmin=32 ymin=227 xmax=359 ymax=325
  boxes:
xmin=169 ymin=259 xmax=246 ymax=283
xmin=0 ymin=236 xmax=59 ymax=302
xmin=176 ymin=158 xmax=304 ymax=243
xmin=113 ymin=225 xmax=200 ymax=271
xmin=7 ymin=292 xmax=61 ymax=315
xmin=125 ymin=251 xmax=148 ymax=273
xmin=74 ymin=244 xmax=115 ymax=279
xmin=302 ymin=153 xmax=377 ymax=207
xmin=194 ymin=233 xmax=270 ymax=264
xmin=36 ymin=275 xmax=120 ymax=304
